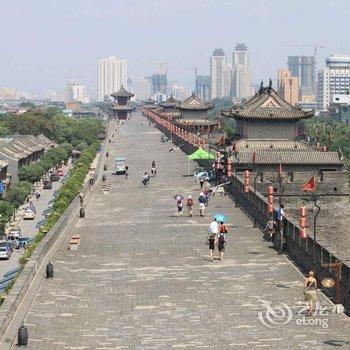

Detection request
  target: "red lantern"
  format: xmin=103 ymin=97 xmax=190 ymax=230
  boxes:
xmin=226 ymin=157 xmax=232 ymax=177
xmin=299 ymin=206 xmax=308 ymax=239
xmin=244 ymin=170 xmax=250 ymax=193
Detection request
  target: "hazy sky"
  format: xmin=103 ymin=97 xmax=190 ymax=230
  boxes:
xmin=1 ymin=0 xmax=349 ymax=96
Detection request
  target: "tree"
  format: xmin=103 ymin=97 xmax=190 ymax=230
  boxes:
xmin=6 ymin=181 xmax=33 ymax=208
xmin=18 ymin=164 xmax=45 ymax=183
xmin=5 ymin=111 xmax=54 ymax=137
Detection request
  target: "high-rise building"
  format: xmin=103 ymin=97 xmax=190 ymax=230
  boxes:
xmin=97 ymin=56 xmax=127 ymax=101
xmin=277 ymin=69 xmax=299 ymax=105
xmin=287 ymin=56 xmax=316 ymax=99
xmin=152 ymin=73 xmax=167 ymax=95
xmin=232 ymin=43 xmax=251 ymax=99
xmin=317 ymin=54 xmax=350 ymax=110
xmin=210 ymin=48 xmax=227 ymax=99
xmin=195 ymin=75 xmax=211 ymax=101
xmin=168 ymin=81 xmax=190 ymax=101
xmin=64 ymin=80 xmax=89 ymax=104
xmin=136 ymin=77 xmax=152 ymax=101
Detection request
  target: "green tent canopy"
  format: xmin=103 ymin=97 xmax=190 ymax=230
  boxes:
xmin=188 ymin=148 xmax=215 ymax=160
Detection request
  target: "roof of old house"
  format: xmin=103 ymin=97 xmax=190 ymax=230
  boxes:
xmin=160 ymin=95 xmax=178 ymax=108
xmin=111 ymin=85 xmax=134 ymax=99
xmin=177 ymin=92 xmax=213 ymax=111
xmin=109 ymin=105 xmax=136 ymax=111
xmin=234 ymin=139 xmax=313 ymax=151
xmin=144 ymin=97 xmax=156 ymax=105
xmin=222 ymin=81 xmax=314 ymax=121
xmin=175 ymin=119 xmax=218 ymax=126
xmin=234 ymin=151 xmax=343 ymax=165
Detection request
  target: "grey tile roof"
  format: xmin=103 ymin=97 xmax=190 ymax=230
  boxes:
xmin=177 ymin=93 xmax=213 ymax=111
xmin=222 ymin=86 xmax=313 ymax=120
xmin=110 ymin=105 xmax=136 ymax=111
xmin=160 ymin=95 xmax=178 ymax=108
xmin=234 ymin=139 xmax=312 ymax=151
xmin=234 ymin=151 xmax=343 ymax=165
xmin=111 ymin=85 xmax=134 ymax=99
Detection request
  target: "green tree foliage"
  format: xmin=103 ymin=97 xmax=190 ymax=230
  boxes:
xmin=6 ymin=181 xmax=33 ymax=209
xmin=2 ymin=108 xmax=101 ymax=147
xmin=305 ymin=118 xmax=350 ymax=159
xmin=18 ymin=143 xmax=72 ymax=183
xmin=18 ymin=101 xmax=36 ymax=109
xmin=43 ymin=141 xmax=99 ymax=230
xmin=4 ymin=110 xmax=54 ymax=137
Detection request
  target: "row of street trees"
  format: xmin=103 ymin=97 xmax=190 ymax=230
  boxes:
xmin=0 ymin=107 xmax=102 ymax=234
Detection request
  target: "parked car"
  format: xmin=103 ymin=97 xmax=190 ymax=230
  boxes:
xmin=0 ymin=246 xmax=10 ymax=259
xmin=56 ymin=168 xmax=64 ymax=177
xmin=23 ymin=210 xmax=35 ymax=220
xmin=26 ymin=205 xmax=36 ymax=214
xmin=8 ymin=227 xmax=21 ymax=238
xmin=43 ymin=179 xmax=52 ymax=189
xmin=50 ymin=173 xmax=60 ymax=182
xmin=0 ymin=241 xmax=14 ymax=255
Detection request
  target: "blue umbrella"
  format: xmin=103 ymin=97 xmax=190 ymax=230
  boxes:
xmin=213 ymin=213 xmax=228 ymax=223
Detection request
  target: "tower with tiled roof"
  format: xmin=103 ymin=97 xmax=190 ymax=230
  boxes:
xmin=223 ymin=80 xmax=313 ymax=140
xmin=110 ymin=86 xmax=135 ymax=120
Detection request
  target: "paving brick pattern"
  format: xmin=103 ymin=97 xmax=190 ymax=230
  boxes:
xmin=10 ymin=114 xmax=350 ymax=349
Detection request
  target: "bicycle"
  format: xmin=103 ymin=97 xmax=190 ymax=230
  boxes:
xmin=139 ymin=179 xmax=150 ymax=188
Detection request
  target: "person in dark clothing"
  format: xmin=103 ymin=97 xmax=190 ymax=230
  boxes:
xmin=217 ymin=229 xmax=226 ymax=261
xmin=208 ymin=233 xmax=216 ymax=261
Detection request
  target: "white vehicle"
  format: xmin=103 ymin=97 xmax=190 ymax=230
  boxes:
xmin=115 ymin=157 xmax=126 ymax=174
xmin=0 ymin=247 xmax=10 ymax=259
xmin=23 ymin=210 xmax=35 ymax=220
xmin=8 ymin=227 xmax=21 ymax=238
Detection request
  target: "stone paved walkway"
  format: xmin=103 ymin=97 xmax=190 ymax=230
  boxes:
xmin=8 ymin=113 xmax=350 ymax=349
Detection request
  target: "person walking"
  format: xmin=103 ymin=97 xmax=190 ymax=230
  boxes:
xmin=125 ymin=164 xmax=129 ymax=179
xmin=219 ymin=221 xmax=228 ymax=235
xmin=79 ymin=192 xmax=84 ymax=206
xmin=186 ymin=195 xmax=194 ymax=217
xmin=89 ymin=174 xmax=94 ymax=190
xmin=199 ymin=178 xmax=204 ymax=189
xmin=304 ymin=271 xmax=317 ymax=316
xmin=217 ymin=230 xmax=226 ymax=261
xmin=198 ymin=192 xmax=206 ymax=217
xmin=264 ymin=218 xmax=276 ymax=242
xmin=151 ymin=161 xmax=157 ymax=176
xmin=176 ymin=196 xmax=183 ymax=217
xmin=208 ymin=233 xmax=216 ymax=261
xmin=208 ymin=217 xmax=219 ymax=240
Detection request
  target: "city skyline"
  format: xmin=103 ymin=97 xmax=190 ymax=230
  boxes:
xmin=1 ymin=0 xmax=350 ymax=96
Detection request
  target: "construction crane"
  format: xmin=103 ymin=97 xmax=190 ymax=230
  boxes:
xmin=282 ymin=43 xmax=324 ymax=61
xmin=151 ymin=62 xmax=169 ymax=75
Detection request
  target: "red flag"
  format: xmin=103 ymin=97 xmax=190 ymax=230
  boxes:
xmin=301 ymin=175 xmax=316 ymax=192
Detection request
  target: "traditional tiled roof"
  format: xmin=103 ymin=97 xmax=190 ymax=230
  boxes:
xmin=234 ymin=139 xmax=312 ymax=151
xmin=175 ymin=119 xmax=218 ymax=126
xmin=143 ymin=97 xmax=156 ymax=105
xmin=160 ymin=95 xmax=178 ymax=108
xmin=111 ymin=85 xmax=134 ymax=99
xmin=177 ymin=93 xmax=213 ymax=111
xmin=110 ymin=105 xmax=136 ymax=111
xmin=222 ymin=83 xmax=313 ymax=120
xmin=234 ymin=151 xmax=343 ymax=165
